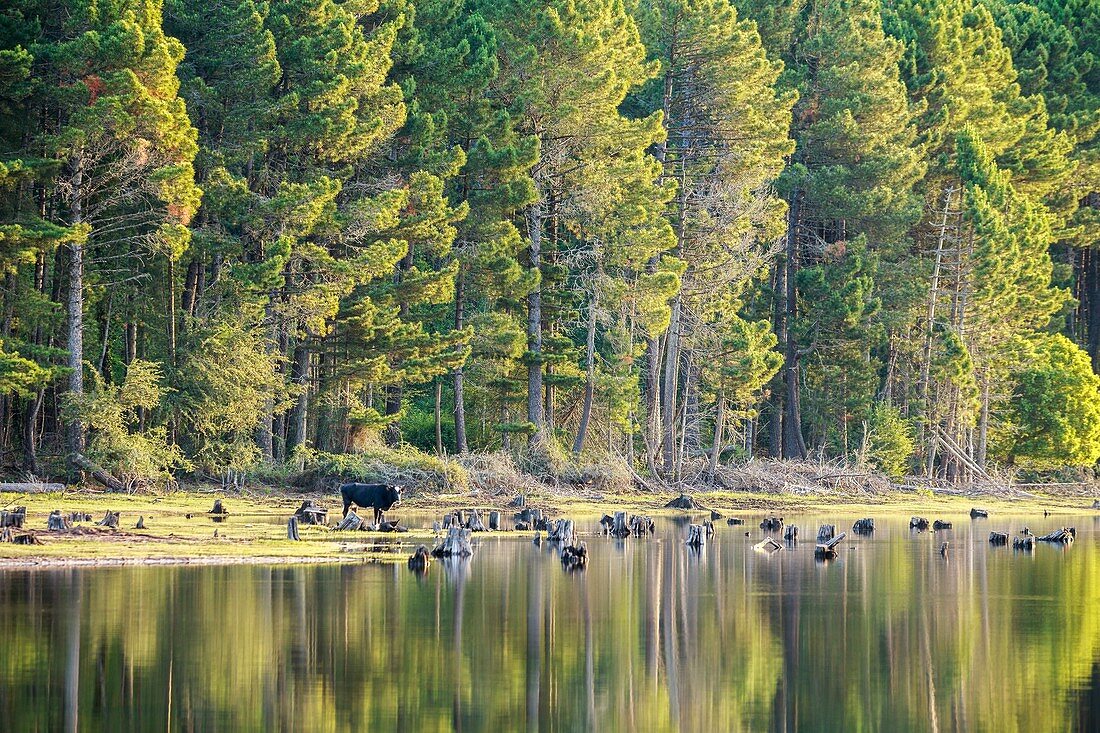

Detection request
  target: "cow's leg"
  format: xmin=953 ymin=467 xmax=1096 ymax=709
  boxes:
xmin=343 ymin=498 xmax=352 ymax=518
xmin=374 ymin=508 xmax=382 ymax=525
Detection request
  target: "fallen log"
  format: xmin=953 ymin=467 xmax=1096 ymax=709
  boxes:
xmin=783 ymin=525 xmax=799 ymax=542
xmin=431 ymin=527 xmax=473 ymax=557
xmin=408 ymin=545 xmax=431 ymax=571
xmin=753 ymin=537 xmax=783 ymax=553
xmin=0 ymin=482 xmax=65 ymax=493
xmin=1037 ymin=527 xmax=1075 ymax=544
xmin=95 ymin=511 xmax=120 ymax=529
xmin=287 ymin=516 xmax=301 ymax=541
xmin=1013 ymin=535 xmax=1035 ymax=551
xmin=970 ymin=507 xmax=989 ymax=519
xmin=726 ymin=517 xmax=744 ymax=526
xmin=760 ymin=516 xmax=784 ymax=532
xmin=68 ymin=453 xmax=125 ymax=492
xmin=853 ymin=518 xmax=875 ymax=534
xmin=814 ymin=531 xmax=846 ymax=559
xmin=910 ymin=516 xmax=930 ymax=531
xmin=0 ymin=507 xmax=26 ymax=528
xmin=989 ymin=531 xmax=1009 ymax=545
xmin=46 ymin=510 xmax=71 ymax=532
xmin=685 ymin=524 xmax=706 ymax=547
xmin=933 ymin=520 xmax=952 ymax=530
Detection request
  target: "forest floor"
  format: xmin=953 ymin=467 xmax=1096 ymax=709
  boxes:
xmin=0 ymin=475 xmax=1096 ymax=567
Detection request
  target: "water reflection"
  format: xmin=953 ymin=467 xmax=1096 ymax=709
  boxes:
xmin=0 ymin=514 xmax=1096 ymax=731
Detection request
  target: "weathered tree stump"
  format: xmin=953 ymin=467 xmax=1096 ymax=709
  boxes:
xmin=287 ymin=516 xmax=301 ymax=541
xmin=910 ymin=516 xmax=930 ymax=531
xmin=704 ymin=519 xmax=715 ymax=537
xmin=665 ymin=493 xmax=705 ymax=510
xmin=1037 ymin=527 xmax=1075 ymax=544
xmin=814 ymin=531 xmax=846 ymax=559
xmin=1013 ymin=535 xmax=1035 ymax=551
xmin=933 ymin=520 xmax=952 ymax=530
xmin=208 ymin=499 xmax=228 ymax=515
xmin=610 ymin=512 xmax=630 ymax=538
xmin=853 ymin=518 xmax=875 ymax=534
xmin=1 ymin=528 xmax=39 ymax=545
xmin=970 ymin=507 xmax=989 ymax=519
xmin=489 ymin=511 xmax=501 ymax=531
xmin=334 ymin=511 xmax=364 ymax=531
xmin=135 ymin=516 xmax=145 ymax=530
xmin=294 ymin=501 xmax=327 ymax=525
xmin=0 ymin=507 xmax=26 ymax=528
xmin=547 ymin=519 xmax=576 ymax=545
xmin=431 ymin=527 xmax=473 ymax=557
xmin=816 ymin=525 xmax=836 ymax=543
xmin=726 ymin=517 xmax=744 ymax=526
xmin=989 ymin=531 xmax=1009 ymax=545
xmin=560 ymin=542 xmax=588 ymax=570
xmin=685 ymin=524 xmax=706 ymax=547
xmin=940 ymin=541 xmax=949 ymax=557
xmin=784 ymin=525 xmax=799 ymax=542
xmin=47 ymin=510 xmax=71 ymax=532
xmin=515 ymin=521 xmax=532 ymax=531
xmin=465 ymin=510 xmax=488 ymax=532
xmin=69 ymin=512 xmax=92 ymax=523
xmin=408 ymin=545 xmax=431 ymax=571
xmin=629 ymin=515 xmax=654 ymax=536
xmin=456 ymin=510 xmax=466 ymax=527
xmin=760 ymin=516 xmax=783 ymax=532
xmin=710 ymin=510 xmax=722 ymax=521
xmin=754 ymin=537 xmax=783 ymax=553
xmin=95 ymin=511 xmax=120 ymax=529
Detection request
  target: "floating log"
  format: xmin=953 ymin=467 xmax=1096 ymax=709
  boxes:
xmin=488 ymin=511 xmax=501 ymax=531
xmin=783 ymin=525 xmax=799 ymax=542
xmin=1013 ymin=535 xmax=1035 ymax=551
xmin=334 ymin=511 xmax=365 ymax=531
xmin=853 ymin=518 xmax=875 ymax=534
xmin=1037 ymin=527 xmax=1075 ymax=544
xmin=814 ymin=531 xmax=847 ymax=559
xmin=727 ymin=517 xmax=745 ymax=526
xmin=0 ymin=482 xmax=65 ymax=493
xmin=431 ymin=527 xmax=473 ymax=557
xmin=560 ymin=542 xmax=588 ymax=570
xmin=287 ymin=516 xmax=301 ymax=541
xmin=135 ymin=516 xmax=145 ymax=530
xmin=95 ymin=511 xmax=120 ymax=529
xmin=208 ymin=499 xmax=228 ymax=515
xmin=910 ymin=517 xmax=930 ymax=530
xmin=0 ymin=507 xmax=26 ymax=528
xmin=547 ymin=519 xmax=576 ymax=545
xmin=933 ymin=520 xmax=952 ymax=530
xmin=68 ymin=453 xmax=125 ymax=492
xmin=816 ymin=525 xmax=836 ymax=543
xmin=46 ymin=510 xmax=71 ymax=532
xmin=293 ymin=500 xmax=327 ymax=525
xmin=710 ymin=510 xmax=722 ymax=521
xmin=754 ymin=537 xmax=783 ymax=553
xmin=989 ymin=531 xmax=1009 ymax=545
xmin=664 ymin=493 xmax=706 ymax=510
xmin=760 ymin=516 xmax=784 ymax=532
xmin=685 ymin=524 xmax=706 ymax=547
xmin=466 ymin=510 xmax=488 ymax=532
xmin=970 ymin=507 xmax=989 ymax=519
xmin=408 ymin=545 xmax=431 ymax=571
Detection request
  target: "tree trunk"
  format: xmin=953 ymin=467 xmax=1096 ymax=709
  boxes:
xmin=526 ymin=197 xmax=544 ymax=447
xmin=453 ymin=271 xmax=468 ymax=453
xmin=66 ymin=154 xmax=86 ymax=459
xmin=782 ymin=188 xmax=807 ymax=459
xmin=434 ymin=378 xmax=443 ymax=455
xmin=286 ymin=340 xmax=310 ymax=455
xmin=707 ymin=392 xmax=726 ymax=482
xmin=574 ymin=287 xmax=598 ymax=456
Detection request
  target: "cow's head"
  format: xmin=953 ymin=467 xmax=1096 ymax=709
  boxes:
xmin=387 ymin=484 xmax=404 ymax=508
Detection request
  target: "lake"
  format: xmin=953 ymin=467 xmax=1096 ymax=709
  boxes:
xmin=0 ymin=512 xmax=1096 ymax=731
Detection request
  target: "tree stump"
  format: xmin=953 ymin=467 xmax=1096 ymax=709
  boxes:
xmin=1037 ymin=527 xmax=1075 ymax=544
xmin=466 ymin=510 xmax=488 ymax=532
xmin=431 ymin=527 xmax=473 ymax=557
xmin=377 ymin=520 xmax=409 ymax=532
xmin=209 ymin=499 xmax=228 ymax=515
xmin=814 ymin=531 xmax=846 ymax=559
xmin=610 ymin=512 xmax=630 ymax=538
xmin=287 ymin=516 xmax=301 ymax=541
xmin=760 ymin=517 xmax=783 ymax=532
xmin=853 ymin=518 xmax=875 ymax=534
xmin=629 ymin=515 xmax=654 ymax=536
xmin=515 ymin=521 xmax=532 ymax=531
xmin=69 ymin=512 xmax=91 ymax=523
xmin=560 ymin=542 xmax=588 ymax=571
xmin=665 ymin=493 xmax=700 ymax=510
xmin=710 ymin=510 xmax=722 ymax=521
xmin=910 ymin=516 xmax=930 ymax=531
xmin=408 ymin=545 xmax=431 ymax=571
xmin=726 ymin=517 xmax=744 ymax=526
xmin=1 ymin=528 xmax=40 ymax=545
xmin=547 ymin=519 xmax=575 ymax=545
xmin=685 ymin=524 xmax=706 ymax=547
xmin=509 ymin=495 xmax=526 ymax=509
xmin=488 ymin=511 xmax=501 ymax=531
xmin=95 ymin=511 xmax=120 ymax=529
xmin=294 ymin=501 xmax=327 ymax=525
xmin=933 ymin=520 xmax=952 ymax=530
xmin=0 ymin=507 xmax=26 ymax=528
xmin=47 ymin=511 xmax=71 ymax=532
xmin=334 ymin=511 xmax=364 ymax=531
xmin=989 ymin=531 xmax=1009 ymax=545
xmin=1092 ymin=499 xmax=1100 ymax=510
xmin=784 ymin=525 xmax=799 ymax=542
xmin=135 ymin=516 xmax=145 ymax=530
xmin=970 ymin=507 xmax=989 ymax=519
xmin=816 ymin=525 xmax=836 ymax=543
xmin=1013 ymin=535 xmax=1035 ymax=551
xmin=940 ymin=541 xmax=949 ymax=557
xmin=704 ymin=519 xmax=715 ymax=537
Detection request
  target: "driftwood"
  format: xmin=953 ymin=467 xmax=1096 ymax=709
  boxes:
xmin=0 ymin=482 xmax=65 ymax=493
xmin=726 ymin=517 xmax=744 ymax=526
xmin=814 ymin=531 xmax=846 ymax=559
xmin=0 ymin=507 xmax=26 ymax=528
xmin=1037 ymin=527 xmax=1075 ymax=544
xmin=95 ymin=511 xmax=120 ymax=529
xmin=784 ymin=525 xmax=799 ymax=542
xmin=431 ymin=527 xmax=473 ymax=557
xmin=560 ymin=542 xmax=588 ymax=570
xmin=47 ymin=510 xmax=71 ymax=531
xmin=287 ymin=516 xmax=301 ymax=541
xmin=294 ymin=501 xmax=327 ymax=525
xmin=910 ymin=516 xmax=930 ymax=531
xmin=685 ymin=524 xmax=706 ymax=547
xmin=546 ymin=519 xmax=576 ymax=545
xmin=760 ymin=516 xmax=783 ymax=532
xmin=816 ymin=525 xmax=836 ymax=543
xmin=408 ymin=545 xmax=431 ymax=571
xmin=753 ymin=537 xmax=783 ymax=553
xmin=853 ymin=518 xmax=875 ymax=534
xmin=933 ymin=520 xmax=952 ymax=530
xmin=334 ymin=511 xmax=365 ymax=531
xmin=989 ymin=531 xmax=1009 ymax=545
xmin=664 ymin=493 xmax=706 ymax=510
xmin=489 ymin=511 xmax=501 ymax=531
xmin=1013 ymin=535 xmax=1035 ymax=551
xmin=970 ymin=508 xmax=989 ymax=519
xmin=68 ymin=453 xmax=126 ymax=491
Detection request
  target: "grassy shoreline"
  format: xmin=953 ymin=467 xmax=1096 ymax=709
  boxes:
xmin=0 ymin=483 xmax=1095 ymax=568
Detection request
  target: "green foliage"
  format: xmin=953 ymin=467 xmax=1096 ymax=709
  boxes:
xmin=862 ymin=402 xmax=916 ymax=477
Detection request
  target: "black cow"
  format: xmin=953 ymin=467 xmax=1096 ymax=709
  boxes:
xmin=340 ymin=482 xmax=403 ymax=523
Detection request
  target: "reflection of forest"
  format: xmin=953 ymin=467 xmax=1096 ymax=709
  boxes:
xmin=0 ymin=517 xmax=1096 ymax=731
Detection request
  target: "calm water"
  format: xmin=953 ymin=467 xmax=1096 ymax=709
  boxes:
xmin=0 ymin=512 xmax=1097 ymax=732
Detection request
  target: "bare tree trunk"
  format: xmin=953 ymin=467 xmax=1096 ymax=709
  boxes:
xmin=782 ymin=188 xmax=807 ymax=459
xmin=707 ymin=392 xmax=727 ymax=482
xmin=661 ymin=297 xmax=682 ymax=472
xmin=574 ymin=288 xmax=598 ymax=456
xmin=453 ymin=271 xmax=468 ymax=453
xmin=66 ymin=154 xmax=86 ymax=459
xmin=526 ymin=197 xmax=544 ymax=447
xmin=434 ymin=378 xmax=443 ymax=455
xmin=286 ymin=340 xmax=310 ymax=455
